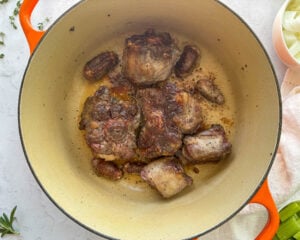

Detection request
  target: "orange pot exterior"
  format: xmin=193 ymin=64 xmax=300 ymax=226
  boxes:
xmin=250 ymin=180 xmax=280 ymax=240
xmin=192 ymin=181 xmax=279 ymax=240
xmin=19 ymin=0 xmax=44 ymax=54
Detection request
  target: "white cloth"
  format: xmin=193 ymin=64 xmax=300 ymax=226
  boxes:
xmin=269 ymin=82 xmax=300 ymax=206
xmin=203 ymin=70 xmax=300 ymax=239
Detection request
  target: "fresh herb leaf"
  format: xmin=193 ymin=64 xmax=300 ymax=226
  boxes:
xmin=9 ymin=16 xmax=17 ymax=29
xmin=9 ymin=0 xmax=22 ymax=29
xmin=0 ymin=206 xmax=19 ymax=237
xmin=2 ymin=214 xmax=9 ymax=225
xmin=37 ymin=17 xmax=50 ymax=31
xmin=16 ymin=0 xmax=20 ymax=7
xmin=13 ymin=7 xmax=18 ymax=16
xmin=0 ymin=32 xmax=5 ymax=45
xmin=9 ymin=206 xmax=17 ymax=226
xmin=0 ymin=32 xmax=4 ymax=58
xmin=0 ymin=0 xmax=9 ymax=4
xmin=13 ymin=0 xmax=21 ymax=15
xmin=37 ymin=23 xmax=44 ymax=31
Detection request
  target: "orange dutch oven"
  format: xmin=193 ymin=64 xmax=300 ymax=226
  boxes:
xmin=18 ymin=0 xmax=281 ymax=239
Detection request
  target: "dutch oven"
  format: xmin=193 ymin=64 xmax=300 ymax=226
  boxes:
xmin=18 ymin=0 xmax=281 ymax=239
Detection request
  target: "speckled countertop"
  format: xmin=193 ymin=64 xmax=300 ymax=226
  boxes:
xmin=0 ymin=0 xmax=298 ymax=239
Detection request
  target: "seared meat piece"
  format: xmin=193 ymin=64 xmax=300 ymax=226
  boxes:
xmin=137 ymin=86 xmax=182 ymax=159
xmin=137 ymin=82 xmax=203 ymax=158
xmin=175 ymin=45 xmax=200 ymax=78
xmin=196 ymin=76 xmax=225 ymax=104
xmin=79 ymin=81 xmax=140 ymax=161
xmin=92 ymin=158 xmax=123 ymax=181
xmin=170 ymin=70 xmax=225 ymax=105
xmin=173 ymin=91 xmax=203 ymax=134
xmin=122 ymin=29 xmax=180 ymax=86
xmin=182 ymin=124 xmax=232 ymax=164
xmin=123 ymin=162 xmax=147 ymax=174
xmin=83 ymin=51 xmax=119 ymax=81
xmin=141 ymin=157 xmax=193 ymax=198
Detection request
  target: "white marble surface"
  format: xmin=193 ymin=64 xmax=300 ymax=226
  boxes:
xmin=0 ymin=0 xmax=298 ymax=239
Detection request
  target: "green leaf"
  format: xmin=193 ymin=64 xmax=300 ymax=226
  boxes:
xmin=0 ymin=229 xmax=9 ymax=238
xmin=3 ymin=214 xmax=9 ymax=224
xmin=13 ymin=9 xmax=18 ymax=16
xmin=1 ymin=230 xmax=8 ymax=238
xmin=0 ymin=0 xmax=9 ymax=4
xmin=0 ymin=206 xmax=19 ymax=237
xmin=0 ymin=218 xmax=9 ymax=228
xmin=9 ymin=206 xmax=17 ymax=226
xmin=37 ymin=17 xmax=50 ymax=31
xmin=0 ymin=31 xmax=5 ymax=45
xmin=8 ymin=1 xmax=22 ymax=30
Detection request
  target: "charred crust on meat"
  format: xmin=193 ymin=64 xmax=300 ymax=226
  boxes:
xmin=122 ymin=28 xmax=180 ymax=86
xmin=123 ymin=162 xmax=147 ymax=174
xmin=79 ymin=82 xmax=140 ymax=161
xmin=181 ymin=124 xmax=232 ymax=164
xmin=83 ymin=51 xmax=119 ymax=81
xmin=175 ymin=45 xmax=200 ymax=78
xmin=196 ymin=75 xmax=225 ymax=105
xmin=136 ymin=86 xmax=182 ymax=159
xmin=140 ymin=157 xmax=193 ymax=198
xmin=103 ymin=120 xmax=128 ymax=143
xmin=92 ymin=158 xmax=123 ymax=181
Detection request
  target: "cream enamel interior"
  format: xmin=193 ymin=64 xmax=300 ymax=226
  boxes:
xmin=19 ymin=0 xmax=281 ymax=239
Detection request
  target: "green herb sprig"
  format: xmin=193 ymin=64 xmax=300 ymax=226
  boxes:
xmin=9 ymin=0 xmax=21 ymax=29
xmin=37 ymin=17 xmax=50 ymax=31
xmin=0 ymin=206 xmax=19 ymax=238
xmin=0 ymin=0 xmax=10 ymax=58
xmin=0 ymin=32 xmax=5 ymax=59
xmin=0 ymin=32 xmax=5 ymax=45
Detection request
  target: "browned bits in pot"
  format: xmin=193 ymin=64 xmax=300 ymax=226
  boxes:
xmin=92 ymin=158 xmax=123 ymax=181
xmin=193 ymin=167 xmax=199 ymax=174
xmin=175 ymin=45 xmax=200 ymax=78
xmin=83 ymin=51 xmax=119 ymax=81
xmin=196 ymin=76 xmax=225 ymax=105
xmin=123 ymin=162 xmax=147 ymax=174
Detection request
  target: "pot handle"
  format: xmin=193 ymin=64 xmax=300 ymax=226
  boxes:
xmin=193 ymin=180 xmax=279 ymax=240
xmin=19 ymin=0 xmax=44 ymax=54
xmin=250 ymin=179 xmax=279 ymax=240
